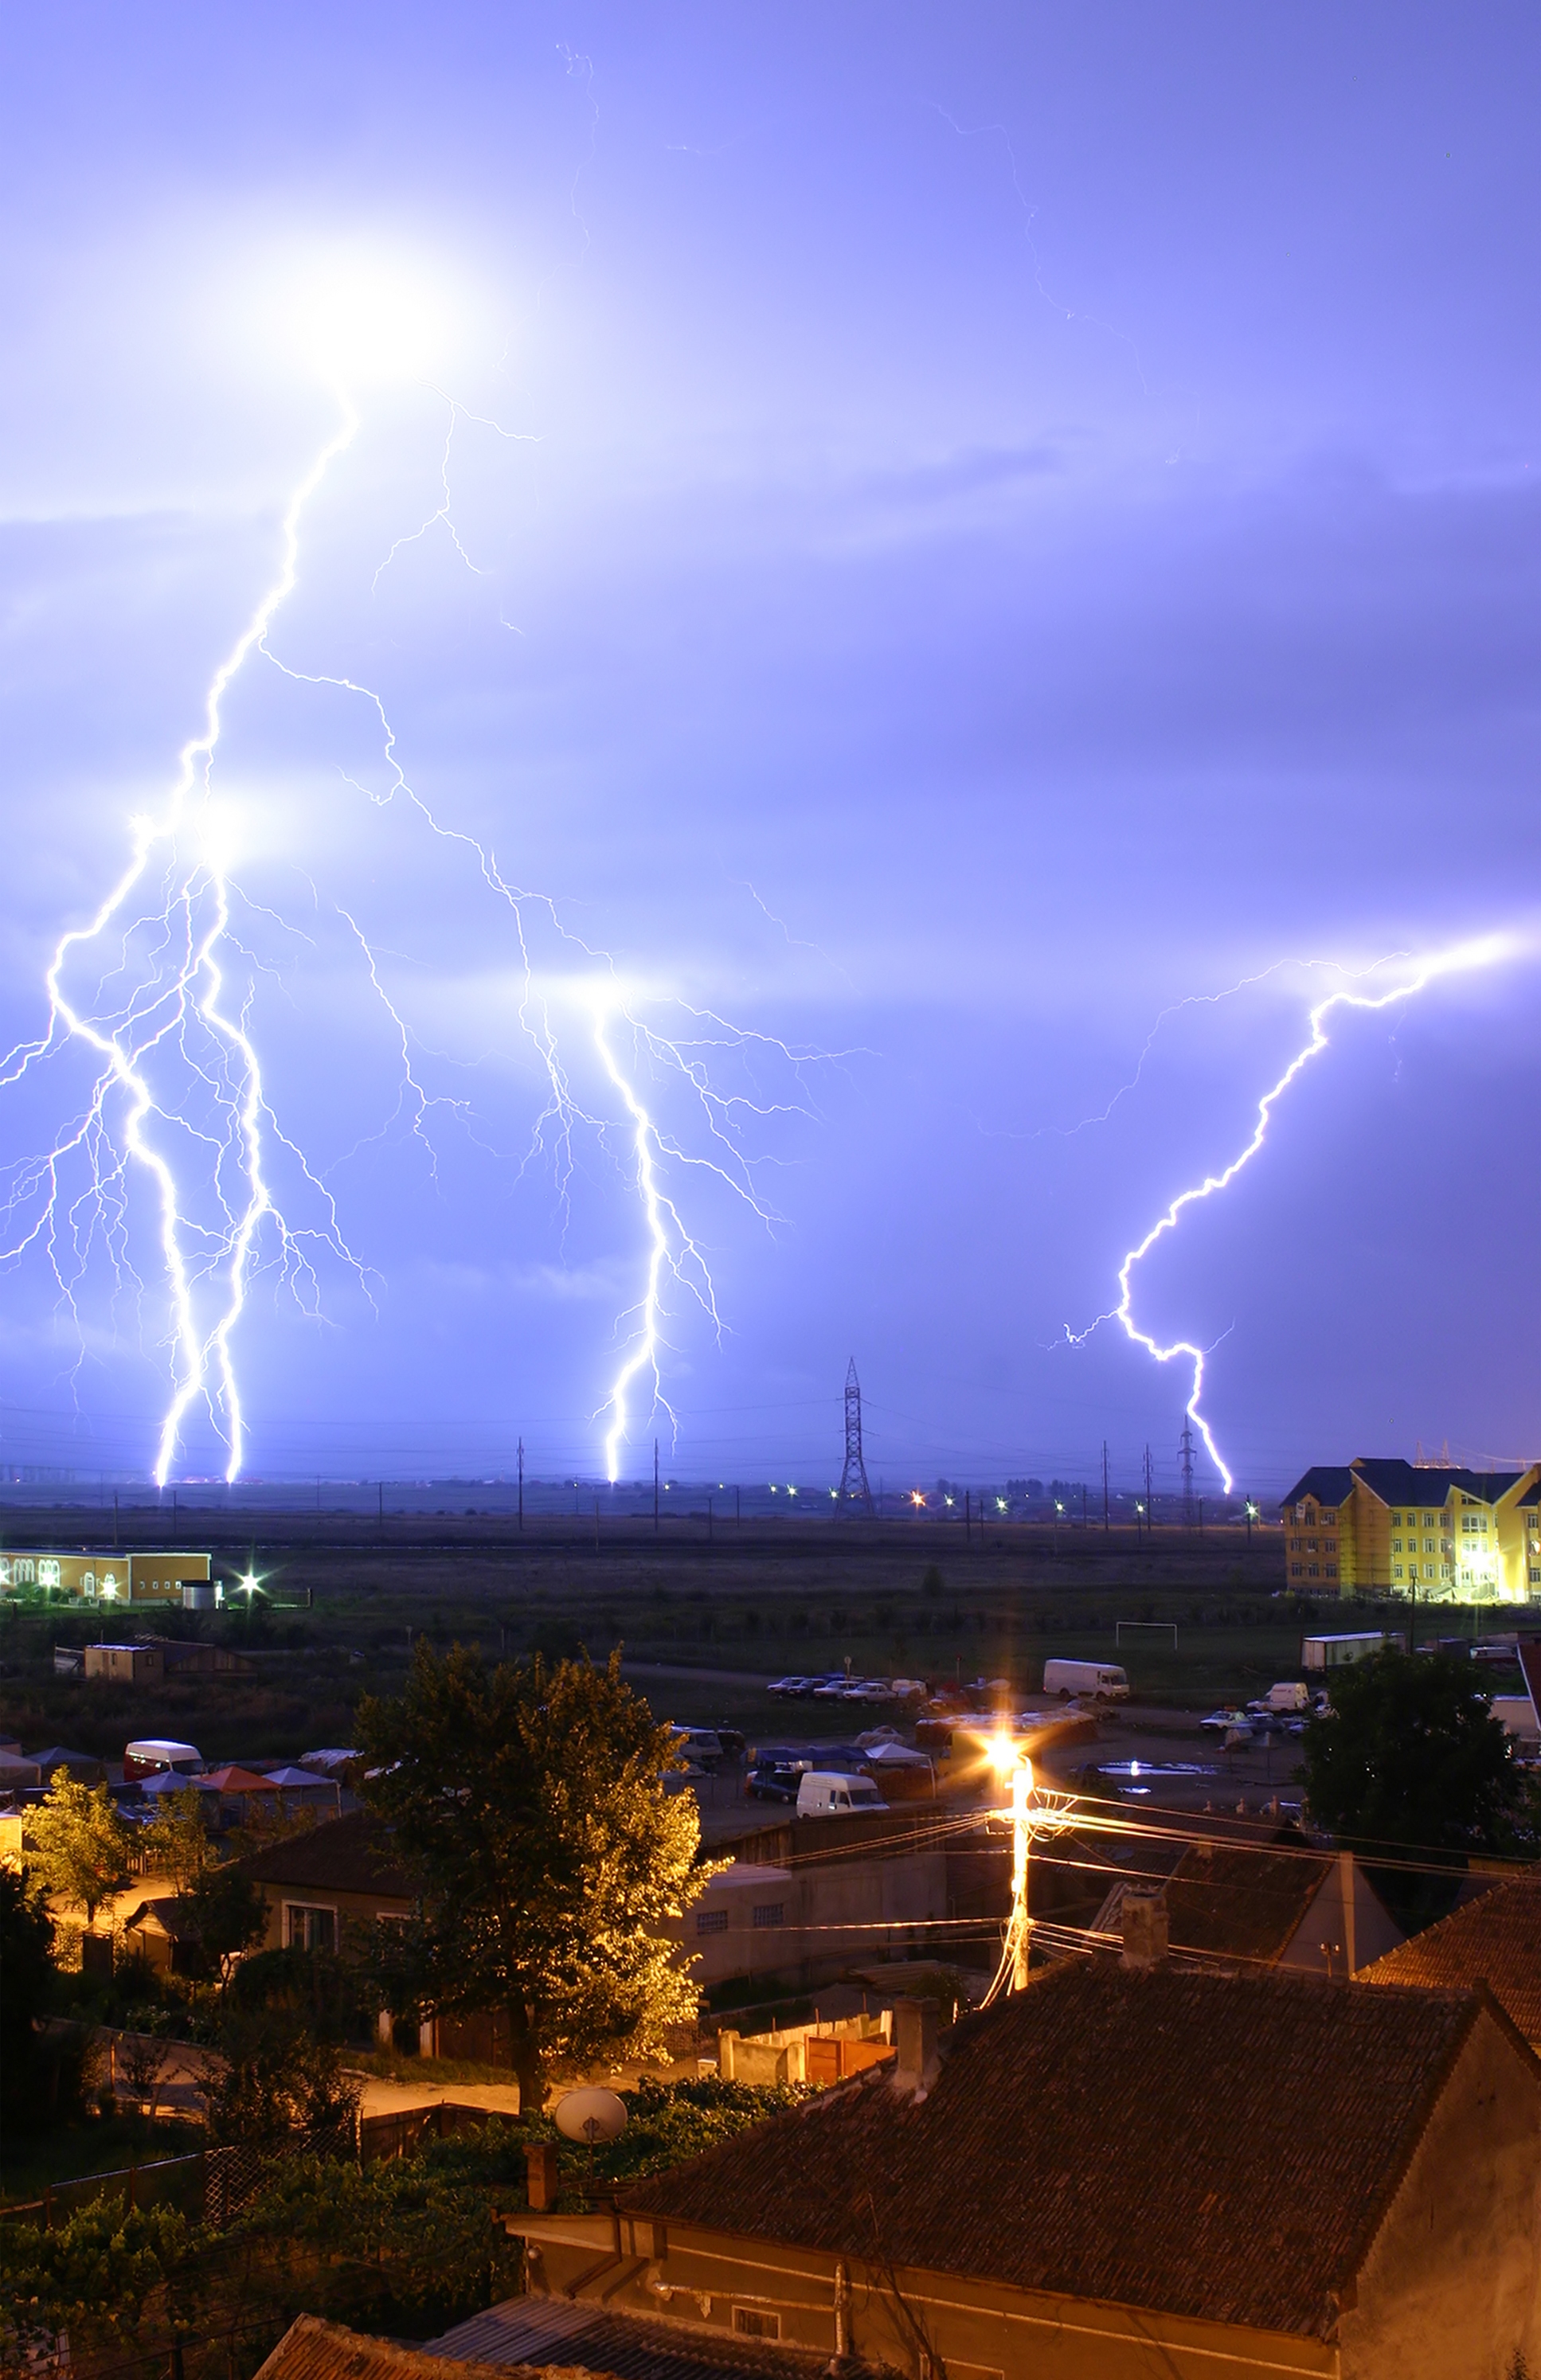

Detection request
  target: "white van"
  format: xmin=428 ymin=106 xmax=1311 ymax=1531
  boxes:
xmin=668 ymin=1725 xmax=726 ymax=1771
xmin=123 ymin=1737 xmax=203 ymax=1780
xmin=1042 ymin=1659 xmax=1129 ymax=1703
xmin=796 ymin=1772 xmax=888 ymax=1817
xmin=1255 ymin=1681 xmax=1311 ymax=1714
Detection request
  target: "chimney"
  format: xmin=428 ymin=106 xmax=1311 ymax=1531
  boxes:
xmin=1120 ymin=1889 xmax=1169 ymax=1972
xmin=892 ymin=1996 xmax=940 ymax=2099
xmin=525 ymin=2140 xmax=561 ymax=2211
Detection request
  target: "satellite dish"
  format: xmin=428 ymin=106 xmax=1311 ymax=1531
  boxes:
xmin=554 ymin=2086 xmax=628 ymax=2146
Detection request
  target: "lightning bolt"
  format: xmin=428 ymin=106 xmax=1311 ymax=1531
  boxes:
xmin=1 ymin=375 xmax=827 ymax=1484
xmin=1068 ymin=932 xmax=1519 ymax=1494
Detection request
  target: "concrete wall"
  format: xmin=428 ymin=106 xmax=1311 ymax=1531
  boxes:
xmin=1341 ymin=2004 xmax=1541 ymax=2380
xmin=522 ymin=2220 xmax=1337 ymax=2379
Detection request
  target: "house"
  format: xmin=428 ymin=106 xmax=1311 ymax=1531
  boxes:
xmin=122 ymin=1894 xmax=205 ymax=1976
xmin=241 ymin=1809 xmax=418 ymax=1954
xmin=1357 ymin=1875 xmax=1541 ymax=2048
xmin=1281 ymin=1458 xmax=1541 ymax=1600
xmin=85 ymin=1642 xmax=166 ymax=1685
xmin=667 ymin=1849 xmax=948 ymax=1994
xmin=1096 ymin=1835 xmax=1405 ymax=1979
xmin=509 ymin=1931 xmax=1541 ymax=2379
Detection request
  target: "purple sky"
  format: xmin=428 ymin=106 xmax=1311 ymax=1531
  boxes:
xmin=0 ymin=4 xmax=1536 ymax=1497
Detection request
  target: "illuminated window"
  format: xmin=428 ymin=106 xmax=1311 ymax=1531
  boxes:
xmin=733 ymin=2310 xmax=782 ymax=2341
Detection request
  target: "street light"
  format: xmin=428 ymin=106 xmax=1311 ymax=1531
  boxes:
xmin=984 ymin=1739 xmax=1074 ymax=1997
xmin=1245 ymin=1500 xmax=1259 ymax=1549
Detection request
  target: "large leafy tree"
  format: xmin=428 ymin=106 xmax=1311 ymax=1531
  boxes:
xmin=1301 ymin=1649 xmax=1534 ymax=1925
xmin=0 ymin=1867 xmax=57 ymax=2124
xmin=27 ymin=1775 xmax=133 ymax=1928
xmin=141 ymin=1785 xmax=214 ymax=1894
xmin=357 ymin=1643 xmax=712 ymax=2106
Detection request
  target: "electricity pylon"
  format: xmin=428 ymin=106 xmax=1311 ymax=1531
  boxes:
xmin=838 ymin=1358 xmax=874 ymax=1514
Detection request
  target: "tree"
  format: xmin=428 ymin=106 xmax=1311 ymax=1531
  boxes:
xmin=181 ymin=1857 xmax=268 ymax=1983
xmin=1301 ymin=1649 xmax=1535 ymax=1925
xmin=0 ymin=1866 xmax=57 ymax=2123
xmin=356 ymin=1643 xmax=713 ymax=2108
xmin=201 ymin=1946 xmax=362 ymax=2147
xmin=141 ymin=1785 xmax=214 ymax=1894
xmin=27 ymin=1775 xmax=133 ymax=1928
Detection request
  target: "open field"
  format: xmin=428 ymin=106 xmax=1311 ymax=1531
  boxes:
xmin=0 ymin=1500 xmax=1469 ymax=1761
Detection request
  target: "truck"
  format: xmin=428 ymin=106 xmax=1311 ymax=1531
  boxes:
xmin=795 ymin=1772 xmax=888 ymax=1817
xmin=1301 ymin=1632 xmax=1405 ymax=1671
xmin=1042 ymin=1659 xmax=1129 ymax=1702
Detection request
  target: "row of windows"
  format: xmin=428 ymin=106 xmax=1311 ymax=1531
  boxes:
xmin=1392 ymin=1538 xmax=1449 ymax=1555
xmin=697 ymin=1901 xmax=786 ymax=1936
xmin=1393 ymin=1562 xmax=1450 ymax=1582
xmin=1289 ymin=1536 xmax=1338 ymax=1553
xmin=1290 ymin=1563 xmax=1340 ymax=1580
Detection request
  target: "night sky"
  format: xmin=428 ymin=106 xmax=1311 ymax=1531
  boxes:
xmin=0 ymin=5 xmax=1535 ymax=1497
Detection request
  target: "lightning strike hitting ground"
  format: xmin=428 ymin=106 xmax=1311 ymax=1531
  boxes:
xmin=0 ymin=377 xmax=822 ymax=1484
xmin=1069 ymin=933 xmax=1516 ymax=1493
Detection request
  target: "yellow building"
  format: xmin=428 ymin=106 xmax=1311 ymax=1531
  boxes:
xmin=0 ymin=1549 xmax=212 ymax=1606
xmin=1282 ymin=1459 xmax=1541 ymax=1603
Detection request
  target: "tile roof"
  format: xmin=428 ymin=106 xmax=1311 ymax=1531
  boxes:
xmin=432 ymin=2296 xmax=831 ymax=2380
xmin=1162 ymin=1835 xmax=1332 ymax=1963
xmin=1356 ymin=1460 xmax=1530 ymax=1507
xmin=252 ymin=2316 xmax=589 ymax=2380
xmin=237 ymin=1810 xmax=418 ymax=1899
xmin=623 ymin=1960 xmax=1488 ymax=2339
xmin=1357 ymin=1876 xmax=1541 ymax=2043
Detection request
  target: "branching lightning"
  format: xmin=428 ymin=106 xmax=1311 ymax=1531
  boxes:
xmin=1067 ymin=933 xmax=1518 ymax=1493
xmin=1 ymin=338 xmax=826 ymax=1485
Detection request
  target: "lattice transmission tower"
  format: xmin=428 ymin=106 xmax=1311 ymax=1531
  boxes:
xmin=838 ymin=1358 xmax=874 ymax=1514
xmin=1179 ymin=1417 xmax=1196 ymax=1530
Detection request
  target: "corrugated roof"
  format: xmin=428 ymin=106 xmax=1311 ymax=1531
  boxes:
xmin=237 ymin=1810 xmax=418 ymax=1899
xmin=623 ymin=1960 xmax=1491 ymax=2340
xmin=432 ymin=2296 xmax=831 ymax=2380
xmin=1358 ymin=1877 xmax=1541 ymax=2043
xmin=252 ymin=2315 xmax=592 ymax=2380
xmin=1164 ymin=1835 xmax=1332 ymax=1962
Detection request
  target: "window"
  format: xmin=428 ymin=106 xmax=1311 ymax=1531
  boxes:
xmin=1391 ymin=1512 xmax=1402 ymax=1526
xmin=1323 ymin=1510 xmax=1337 ymax=1524
xmin=1392 ymin=1564 xmax=1404 ymax=1580
xmin=1307 ymin=1565 xmax=1320 ymax=1579
xmin=1290 ymin=1563 xmax=1303 ymax=1578
xmin=752 ymin=1902 xmax=785 ymax=1930
xmin=1324 ymin=1563 xmax=1338 ymax=1578
xmin=1325 ymin=1537 xmax=1337 ymax=1551
xmin=286 ymin=1905 xmax=335 ymax=1952
xmin=1391 ymin=1539 xmax=1402 ymax=1553
xmin=696 ymin=1907 xmax=729 ymax=1936
xmin=733 ymin=2309 xmax=782 ymax=2341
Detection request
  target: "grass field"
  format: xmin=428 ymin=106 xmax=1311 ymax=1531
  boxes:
xmin=0 ymin=1501 xmax=1457 ymax=1761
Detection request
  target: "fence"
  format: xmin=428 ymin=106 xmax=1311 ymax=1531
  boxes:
xmin=4 ymin=2104 xmax=502 ymax=2232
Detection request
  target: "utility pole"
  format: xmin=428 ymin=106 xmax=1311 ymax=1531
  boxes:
xmin=735 ymin=1485 xmax=741 ymax=1527
xmin=707 ymin=1495 xmax=714 ymax=1544
xmin=113 ymin=1490 xmax=119 ymax=1552
xmin=1179 ymin=1419 xmax=1196 ymax=1532
xmin=1102 ymin=1442 xmax=1109 ymax=1535
xmin=593 ymin=1499 xmax=600 ymax=1553
xmin=1081 ymin=1485 xmax=1088 ymax=1529
xmin=377 ymin=1481 xmax=384 ymax=1537
xmin=964 ymin=1488 xmax=972 ymax=1547
xmin=653 ymin=1439 xmax=659 ymax=1534
xmin=1011 ymin=1761 xmax=1032 ymax=1991
xmin=1144 ymin=1445 xmax=1154 ymax=1530
xmin=517 ymin=1438 xmax=524 ymax=1533
xmin=836 ymin=1360 xmax=875 ymax=1514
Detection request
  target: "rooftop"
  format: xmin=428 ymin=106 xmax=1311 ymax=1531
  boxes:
xmin=253 ymin=2316 xmax=589 ymax=2380
xmin=624 ymin=1960 xmax=1498 ymax=2340
xmin=1283 ymin=1458 xmax=1538 ymax=1510
xmin=237 ymin=1809 xmax=418 ymax=1899
xmin=1357 ymin=1876 xmax=1541 ymax=2043
xmin=432 ymin=2295 xmax=832 ymax=2380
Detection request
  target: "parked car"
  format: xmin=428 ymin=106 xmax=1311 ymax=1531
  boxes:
xmin=713 ymin=1727 xmax=747 ymax=1758
xmin=796 ymin=1771 xmax=889 ymax=1817
xmin=1199 ymin=1707 xmax=1250 ymax=1733
xmin=1246 ymin=1681 xmax=1311 ymax=1716
xmin=746 ymin=1764 xmax=804 ymax=1802
xmin=767 ymin=1676 xmax=814 ymax=1698
xmin=812 ymin=1678 xmax=855 ymax=1699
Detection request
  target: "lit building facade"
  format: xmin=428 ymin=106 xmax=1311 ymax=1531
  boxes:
xmin=1281 ymin=1459 xmax=1541 ymax=1603
xmin=0 ymin=1550 xmax=212 ymax=1606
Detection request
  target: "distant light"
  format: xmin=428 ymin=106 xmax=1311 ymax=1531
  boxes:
xmin=945 ymin=1495 xmax=955 ymax=1507
xmin=830 ymin=1489 xmax=838 ymax=1499
xmin=995 ymin=1498 xmax=1007 ymax=1513
xmin=909 ymin=1490 xmax=926 ymax=1508
xmin=787 ymin=1485 xmax=798 ymax=1498
xmin=1055 ymin=1502 xmax=1065 ymax=1514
